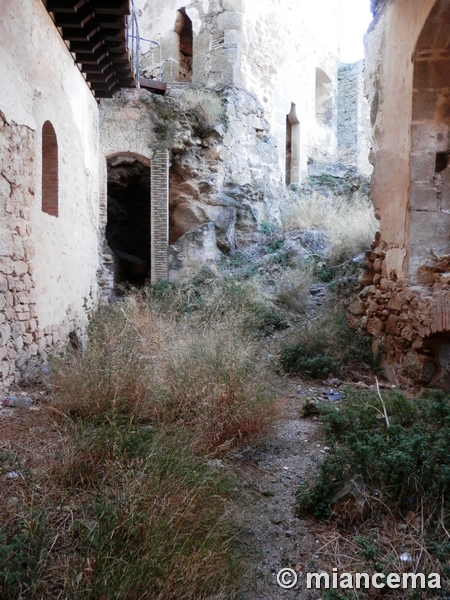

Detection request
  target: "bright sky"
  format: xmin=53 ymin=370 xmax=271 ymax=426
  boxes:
xmin=340 ymin=0 xmax=373 ymax=62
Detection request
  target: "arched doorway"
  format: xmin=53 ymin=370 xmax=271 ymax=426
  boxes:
xmin=106 ymin=155 xmax=151 ymax=286
xmin=175 ymin=8 xmax=193 ymax=82
xmin=315 ymin=67 xmax=334 ymax=126
xmin=410 ymin=0 xmax=450 ymax=280
xmin=409 ymin=0 xmax=450 ymax=386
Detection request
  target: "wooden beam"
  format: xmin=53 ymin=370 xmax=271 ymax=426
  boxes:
xmin=54 ymin=9 xmax=95 ymax=27
xmin=100 ymin=29 xmax=124 ymax=42
xmin=62 ymin=26 xmax=100 ymax=41
xmin=74 ymin=50 xmax=108 ymax=64
xmin=69 ymin=35 xmax=104 ymax=52
xmin=85 ymin=70 xmax=115 ymax=82
xmin=139 ymin=77 xmax=167 ymax=95
xmin=88 ymin=0 xmax=130 ymax=16
xmin=80 ymin=61 xmax=114 ymax=73
xmin=46 ymin=0 xmax=88 ymax=13
xmin=89 ymin=80 xmax=120 ymax=90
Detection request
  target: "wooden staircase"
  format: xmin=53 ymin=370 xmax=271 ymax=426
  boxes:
xmin=44 ymin=0 xmax=137 ymax=98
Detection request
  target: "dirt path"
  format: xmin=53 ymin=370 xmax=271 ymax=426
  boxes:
xmin=233 ymin=381 xmax=327 ymax=599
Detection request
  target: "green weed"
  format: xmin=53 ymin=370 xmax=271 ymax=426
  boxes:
xmin=280 ymin=312 xmax=378 ymax=379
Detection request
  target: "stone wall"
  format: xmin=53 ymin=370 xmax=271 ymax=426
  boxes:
xmin=99 ymin=83 xmax=287 ymax=285
xmin=358 ymin=0 xmax=450 ymax=388
xmin=0 ymin=0 xmax=102 ymax=391
xmin=337 ymin=61 xmax=372 ymax=176
xmin=350 ymin=236 xmax=450 ymax=390
xmin=135 ymin=0 xmax=344 ymax=184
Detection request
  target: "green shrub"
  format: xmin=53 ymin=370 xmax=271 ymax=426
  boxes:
xmin=260 ymin=221 xmax=278 ymax=236
xmin=296 ymin=389 xmax=450 ymax=520
xmin=281 ymin=344 xmax=340 ymax=378
xmin=280 ymin=312 xmax=378 ymax=378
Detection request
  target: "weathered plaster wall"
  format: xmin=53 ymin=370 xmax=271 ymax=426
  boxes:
xmin=0 ymin=0 xmax=101 ymax=390
xmin=242 ymin=0 xmax=342 ymax=177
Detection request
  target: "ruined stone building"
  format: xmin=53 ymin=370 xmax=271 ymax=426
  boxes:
xmin=351 ymin=0 xmax=450 ymax=390
xmin=0 ymin=0 xmax=368 ymax=391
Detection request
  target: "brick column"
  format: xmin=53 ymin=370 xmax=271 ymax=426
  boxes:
xmin=150 ymin=149 xmax=169 ymax=282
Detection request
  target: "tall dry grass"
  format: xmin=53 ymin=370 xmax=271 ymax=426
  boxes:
xmin=50 ymin=288 xmax=277 ymax=454
xmin=282 ymin=191 xmax=378 ymax=264
xmin=0 ymin=283 xmax=280 ymax=599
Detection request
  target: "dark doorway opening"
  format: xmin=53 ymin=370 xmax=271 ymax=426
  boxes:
xmin=422 ymin=332 xmax=450 ymax=391
xmin=106 ymin=158 xmax=151 ymax=285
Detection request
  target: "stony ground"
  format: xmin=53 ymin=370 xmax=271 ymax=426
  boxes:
xmin=234 ymin=382 xmax=327 ymax=599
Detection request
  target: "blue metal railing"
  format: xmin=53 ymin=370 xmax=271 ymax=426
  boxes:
xmin=126 ymin=0 xmax=163 ymax=84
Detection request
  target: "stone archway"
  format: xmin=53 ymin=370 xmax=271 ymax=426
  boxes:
xmin=410 ymin=0 xmax=450 ymax=281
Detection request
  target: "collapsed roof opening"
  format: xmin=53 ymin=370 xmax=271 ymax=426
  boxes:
xmin=106 ymin=158 xmax=151 ymax=286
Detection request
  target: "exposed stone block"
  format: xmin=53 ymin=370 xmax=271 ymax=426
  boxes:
xmin=414 ymin=60 xmax=450 ymax=90
xmin=217 ymin=11 xmax=244 ymax=32
xmin=0 ymin=229 xmax=13 ymax=256
xmin=410 ymin=152 xmax=435 ymax=182
xmin=412 ymin=90 xmax=439 ymax=121
xmin=367 ymin=317 xmax=383 ymax=337
xmin=222 ymin=0 xmax=245 ymax=11
xmin=409 ymin=182 xmax=438 ymax=211
xmin=13 ymin=261 xmax=28 ymax=276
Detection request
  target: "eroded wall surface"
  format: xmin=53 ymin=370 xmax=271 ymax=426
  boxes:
xmin=98 ymin=85 xmax=283 ymax=287
xmin=355 ymin=0 xmax=450 ymax=388
xmin=0 ymin=0 xmax=101 ymax=390
xmin=135 ymin=0 xmax=346 ymax=184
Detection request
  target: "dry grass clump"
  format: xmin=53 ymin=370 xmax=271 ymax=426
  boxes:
xmin=175 ymin=86 xmax=225 ymax=130
xmin=51 ymin=290 xmax=277 ymax=454
xmin=282 ymin=191 xmax=378 ymax=264
xmin=55 ymin=429 xmax=242 ymax=600
xmin=160 ymin=319 xmax=277 ymax=453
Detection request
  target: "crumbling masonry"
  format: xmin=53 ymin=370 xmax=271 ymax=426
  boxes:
xmin=352 ymin=0 xmax=450 ymax=389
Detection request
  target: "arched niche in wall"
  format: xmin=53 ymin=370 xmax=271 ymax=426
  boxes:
xmin=41 ymin=121 xmax=59 ymax=217
xmin=315 ymin=67 xmax=334 ymax=126
xmin=410 ymin=0 xmax=450 ymax=281
xmin=175 ymin=8 xmax=193 ymax=82
xmin=286 ymin=103 xmax=300 ymax=185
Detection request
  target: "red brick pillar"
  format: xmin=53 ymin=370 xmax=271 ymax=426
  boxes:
xmin=150 ymin=149 xmax=169 ymax=282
